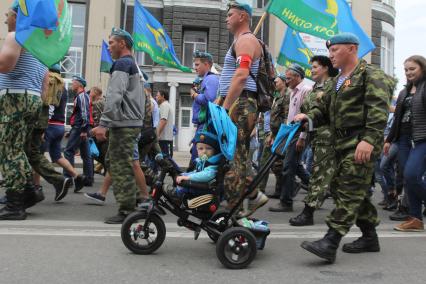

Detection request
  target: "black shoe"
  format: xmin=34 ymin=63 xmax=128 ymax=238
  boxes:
xmin=54 ymin=178 xmax=72 ymax=201
xmin=74 ymin=175 xmax=86 ymax=193
xmin=269 ymin=202 xmax=293 ymax=212
xmin=342 ymin=227 xmax=380 ymax=253
xmin=383 ymin=199 xmax=397 ymax=211
xmin=84 ymin=178 xmax=94 ymax=187
xmin=389 ymin=206 xmax=409 ymax=221
xmin=23 ymin=185 xmax=45 ymax=209
xmin=301 ymin=228 xmax=342 ymax=263
xmin=0 ymin=191 xmax=26 ymax=220
xmin=104 ymin=212 xmax=128 ymax=224
xmin=289 ymin=205 xmax=314 ymax=226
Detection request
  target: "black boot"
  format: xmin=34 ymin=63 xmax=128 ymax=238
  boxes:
xmin=301 ymin=228 xmax=342 ymax=263
xmin=0 ymin=191 xmax=27 ymax=220
xmin=289 ymin=204 xmax=314 ymax=226
xmin=342 ymin=224 xmax=380 ymax=253
xmin=23 ymin=184 xmax=45 ymax=209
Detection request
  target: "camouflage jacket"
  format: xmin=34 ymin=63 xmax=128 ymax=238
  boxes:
xmin=270 ymin=90 xmax=290 ymax=136
xmin=92 ymin=99 xmax=105 ymax=127
xmin=301 ymin=82 xmax=332 ymax=146
xmin=308 ymin=60 xmax=396 ymax=151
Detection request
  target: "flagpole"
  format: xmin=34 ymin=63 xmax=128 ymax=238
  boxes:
xmin=253 ymin=1 xmax=272 ymax=36
xmin=253 ymin=12 xmax=267 ymax=36
xmin=123 ymin=0 xmax=128 ymax=30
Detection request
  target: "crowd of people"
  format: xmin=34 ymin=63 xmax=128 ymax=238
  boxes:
xmin=0 ymin=0 xmax=425 ymax=264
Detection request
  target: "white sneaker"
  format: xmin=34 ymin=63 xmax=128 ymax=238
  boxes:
xmin=240 ymin=192 xmax=269 ymax=218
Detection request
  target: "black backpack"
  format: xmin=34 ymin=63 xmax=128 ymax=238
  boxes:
xmin=232 ymin=34 xmax=277 ymax=112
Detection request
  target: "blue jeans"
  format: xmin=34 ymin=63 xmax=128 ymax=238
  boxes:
xmin=302 ymin=145 xmax=314 ymax=174
xmin=280 ymin=137 xmax=311 ymax=205
xmin=64 ymin=127 xmax=93 ymax=180
xmin=43 ymin=124 xmax=65 ymax=162
xmin=375 ymin=143 xmax=398 ymax=200
xmin=397 ymin=135 xmax=426 ymax=220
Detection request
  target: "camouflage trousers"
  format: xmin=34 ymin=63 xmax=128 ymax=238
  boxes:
xmin=0 ymin=93 xmax=42 ymax=193
xmin=258 ymin=143 xmax=285 ymax=193
xmin=303 ymin=144 xmax=335 ymax=209
xmin=224 ymin=92 xmax=258 ymax=206
xmin=326 ymin=147 xmax=379 ymax=235
xmin=105 ymin=128 xmax=140 ymax=213
xmin=26 ymin=128 xmax=64 ymax=186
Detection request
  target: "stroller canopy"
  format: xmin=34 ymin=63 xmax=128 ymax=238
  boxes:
xmin=205 ymin=102 xmax=237 ymax=161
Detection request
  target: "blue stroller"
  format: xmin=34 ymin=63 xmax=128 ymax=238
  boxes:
xmin=120 ymin=102 xmax=302 ymax=269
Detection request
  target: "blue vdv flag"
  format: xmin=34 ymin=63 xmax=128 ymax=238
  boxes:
xmin=277 ymin=28 xmax=313 ymax=79
xmin=302 ymin=0 xmax=375 ymax=58
xmin=16 ymin=0 xmax=58 ymax=32
xmin=100 ymin=40 xmax=113 ymax=73
xmin=133 ymin=0 xmax=191 ymax=72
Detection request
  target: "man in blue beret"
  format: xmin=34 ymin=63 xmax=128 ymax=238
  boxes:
xmin=269 ymin=63 xmax=312 ymax=213
xmin=92 ymin=27 xmax=145 ymax=224
xmin=295 ymin=32 xmax=396 ymax=263
xmin=219 ymin=0 xmax=269 ymax=217
xmin=188 ymin=50 xmax=219 ymax=169
xmin=63 ymin=75 xmax=94 ymax=187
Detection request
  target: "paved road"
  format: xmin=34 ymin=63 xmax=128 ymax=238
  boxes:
xmin=0 ymin=173 xmax=425 ymax=283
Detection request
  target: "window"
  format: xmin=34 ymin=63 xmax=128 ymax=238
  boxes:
xmin=179 ymin=94 xmax=192 ymax=128
xmin=380 ymin=33 xmax=394 ymax=76
xmin=60 ymin=3 xmax=86 ymax=79
xmin=182 ymin=30 xmax=208 ymax=67
xmin=135 ymin=51 xmax=153 ymax=66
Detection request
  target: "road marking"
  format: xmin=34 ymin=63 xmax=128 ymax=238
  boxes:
xmin=0 ymin=220 xmax=425 ymax=239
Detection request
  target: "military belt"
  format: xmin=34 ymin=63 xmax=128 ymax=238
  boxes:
xmin=0 ymin=88 xmax=41 ymax=96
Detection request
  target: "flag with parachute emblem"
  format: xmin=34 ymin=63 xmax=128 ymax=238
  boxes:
xmin=277 ymin=28 xmax=314 ymax=79
xmin=15 ymin=0 xmax=73 ymax=67
xmin=133 ymin=0 xmax=191 ymax=73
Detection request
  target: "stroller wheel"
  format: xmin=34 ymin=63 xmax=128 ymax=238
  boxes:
xmin=207 ymin=209 xmax=233 ymax=243
xmin=216 ymin=227 xmax=257 ymax=269
xmin=121 ymin=211 xmax=166 ymax=255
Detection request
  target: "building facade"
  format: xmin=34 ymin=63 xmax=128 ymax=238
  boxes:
xmin=0 ymin=0 xmax=396 ymax=151
xmin=371 ymin=0 xmax=396 ymax=76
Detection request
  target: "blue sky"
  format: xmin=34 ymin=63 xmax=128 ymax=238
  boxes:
xmin=395 ymin=0 xmax=426 ymax=91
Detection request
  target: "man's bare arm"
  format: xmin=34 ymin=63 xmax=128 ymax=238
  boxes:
xmin=0 ymin=32 xmax=21 ymax=73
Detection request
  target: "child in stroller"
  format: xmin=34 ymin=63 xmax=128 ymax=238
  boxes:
xmin=166 ymin=130 xmax=221 ymax=204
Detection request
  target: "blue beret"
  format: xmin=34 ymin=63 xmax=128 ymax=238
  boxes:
xmin=49 ymin=64 xmax=61 ymax=74
xmin=227 ymin=0 xmax=253 ymax=17
xmin=143 ymin=82 xmax=152 ymax=90
xmin=326 ymin=32 xmax=360 ymax=49
xmin=288 ymin=63 xmax=305 ymax=79
xmin=111 ymin=27 xmax=134 ymax=48
xmin=194 ymin=131 xmax=220 ymax=152
xmin=11 ymin=0 xmax=19 ymax=12
xmin=72 ymin=76 xmax=87 ymax=88
xmin=193 ymin=50 xmax=213 ymax=62
xmin=276 ymin=73 xmax=286 ymax=81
